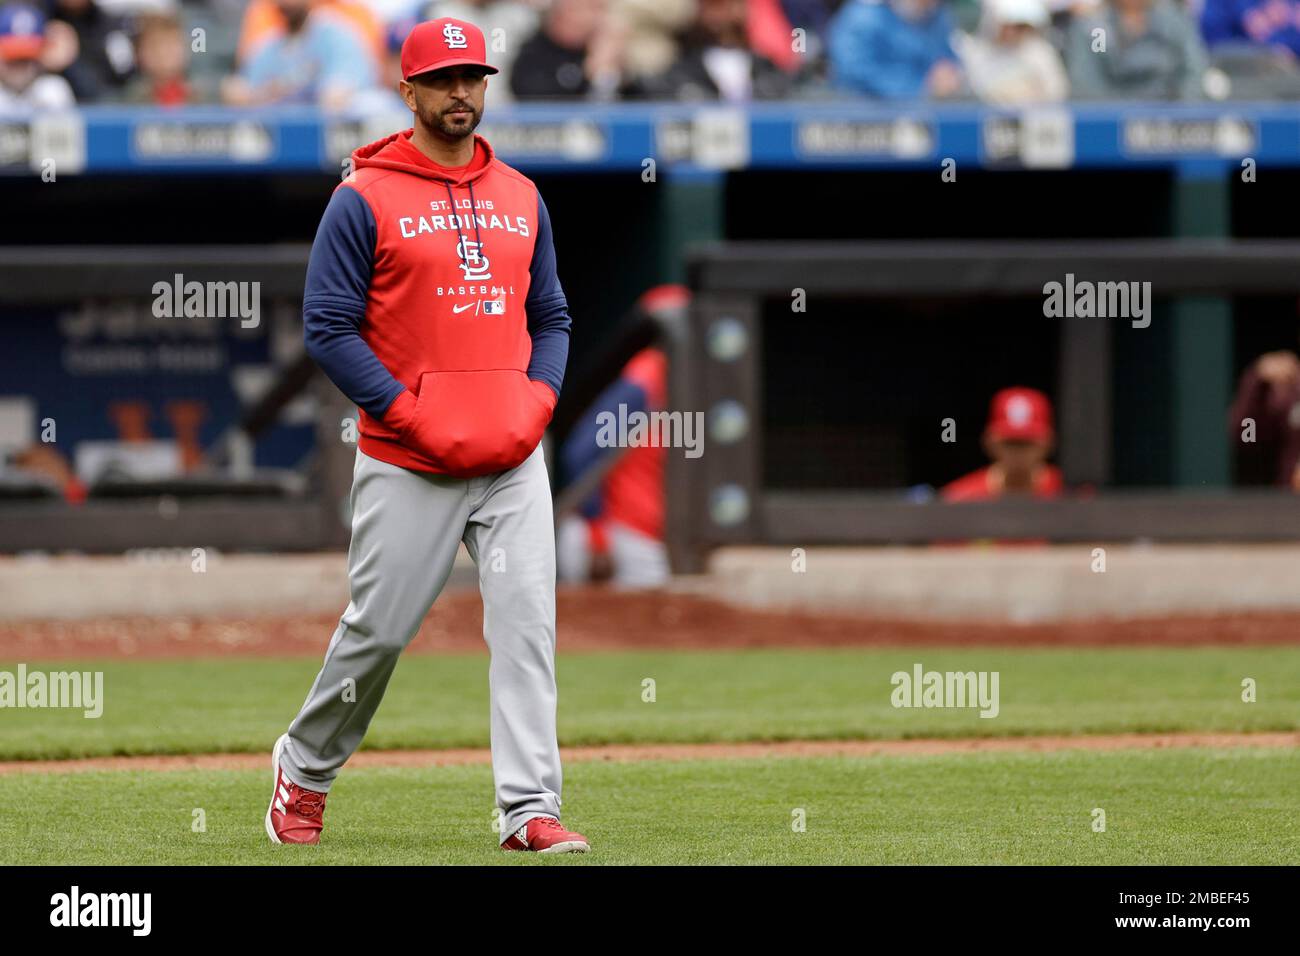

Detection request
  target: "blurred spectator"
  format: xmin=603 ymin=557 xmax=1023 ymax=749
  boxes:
xmin=942 ymin=387 xmax=1062 ymax=501
xmin=1066 ymin=0 xmax=1209 ymax=99
xmin=1201 ymin=0 xmax=1300 ymax=57
xmin=634 ymin=0 xmax=797 ymax=100
xmin=778 ymin=0 xmax=855 ymax=82
xmin=350 ymin=12 xmax=409 ymax=109
xmin=558 ymin=346 xmax=670 ymax=589
xmin=954 ymin=0 xmax=1069 ymax=103
xmin=510 ymin=0 xmax=620 ymax=99
xmin=181 ymin=0 xmax=247 ymax=84
xmin=424 ymin=0 xmax=539 ymax=101
xmin=609 ymin=0 xmax=695 ymax=83
xmin=781 ymin=0 xmax=840 ymax=44
xmin=749 ymin=0 xmax=801 ymax=71
xmin=1199 ymin=0 xmax=1300 ymax=97
xmin=237 ymin=0 xmax=383 ymax=73
xmin=121 ymin=12 xmax=211 ymax=104
xmin=224 ymin=0 xmax=378 ymax=107
xmin=44 ymin=0 xmax=134 ymax=100
xmin=1229 ymin=349 xmax=1300 ymax=489
xmin=362 ymin=0 xmax=423 ymax=27
xmin=0 ymin=4 xmax=75 ymax=108
xmin=827 ymin=0 xmax=965 ymax=99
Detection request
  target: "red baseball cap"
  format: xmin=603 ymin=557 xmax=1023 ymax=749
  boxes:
xmin=985 ymin=387 xmax=1054 ymax=443
xmin=400 ymin=18 xmax=499 ymax=80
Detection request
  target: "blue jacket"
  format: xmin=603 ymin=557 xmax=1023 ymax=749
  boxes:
xmin=828 ymin=0 xmax=958 ymax=98
xmin=1201 ymin=0 xmax=1300 ymax=57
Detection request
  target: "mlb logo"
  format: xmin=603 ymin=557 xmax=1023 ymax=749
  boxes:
xmin=483 ymin=299 xmax=505 ymax=315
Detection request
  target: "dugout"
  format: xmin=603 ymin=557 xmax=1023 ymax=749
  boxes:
xmin=4 ymin=104 xmax=1300 ymax=561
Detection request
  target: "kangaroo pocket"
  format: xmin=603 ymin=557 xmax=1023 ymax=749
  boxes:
xmin=399 ymin=369 xmax=552 ymax=477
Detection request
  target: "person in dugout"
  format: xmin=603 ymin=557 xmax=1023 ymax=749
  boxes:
xmin=557 ymin=346 xmax=669 ymax=589
xmin=942 ymin=386 xmax=1063 ymax=501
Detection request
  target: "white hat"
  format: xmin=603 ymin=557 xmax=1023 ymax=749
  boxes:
xmin=987 ymin=0 xmax=1049 ymax=26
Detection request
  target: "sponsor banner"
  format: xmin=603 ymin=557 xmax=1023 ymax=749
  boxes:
xmin=1122 ymin=116 xmax=1256 ymax=157
xmin=794 ymin=118 xmax=935 ymax=161
xmin=131 ymin=120 xmax=276 ymax=164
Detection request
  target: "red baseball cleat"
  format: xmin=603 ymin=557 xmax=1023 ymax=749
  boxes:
xmin=265 ymin=733 xmax=327 ymax=845
xmin=501 ymin=816 xmax=590 ymax=854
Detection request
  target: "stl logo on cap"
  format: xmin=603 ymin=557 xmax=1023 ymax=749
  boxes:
xmin=401 ymin=18 xmax=500 ymax=80
xmin=1006 ymin=396 xmax=1032 ymax=426
xmin=986 ymin=387 xmax=1053 ymax=443
xmin=442 ymin=23 xmax=467 ymax=49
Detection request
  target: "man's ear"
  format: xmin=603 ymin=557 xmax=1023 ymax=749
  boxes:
xmin=398 ymin=79 xmax=416 ymax=111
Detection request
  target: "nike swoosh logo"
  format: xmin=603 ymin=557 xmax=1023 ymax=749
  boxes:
xmin=452 ymin=303 xmax=474 ymax=313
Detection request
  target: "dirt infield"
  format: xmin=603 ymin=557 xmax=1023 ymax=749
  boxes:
xmin=0 ymin=732 xmax=1293 ymax=775
xmin=2 ymin=592 xmax=1294 ymax=775
xmin=2 ymin=588 xmax=1300 ymax=659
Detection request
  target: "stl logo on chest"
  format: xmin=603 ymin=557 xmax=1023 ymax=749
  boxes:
xmin=456 ymin=239 xmax=491 ymax=280
xmin=397 ymin=195 xmax=527 ymax=316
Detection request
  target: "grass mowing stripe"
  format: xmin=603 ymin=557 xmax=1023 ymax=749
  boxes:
xmin=0 ymin=647 xmax=1296 ymax=760
xmin=0 ymin=748 xmax=1294 ymax=865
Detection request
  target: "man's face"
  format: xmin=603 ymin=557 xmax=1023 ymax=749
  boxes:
xmin=986 ymin=436 xmax=1051 ymax=476
xmin=0 ymin=55 xmax=39 ymax=94
xmin=138 ymin=27 xmax=185 ymax=79
xmin=996 ymin=22 xmax=1035 ymax=46
xmin=549 ymin=0 xmax=607 ymax=48
xmin=401 ymin=65 xmax=489 ymax=140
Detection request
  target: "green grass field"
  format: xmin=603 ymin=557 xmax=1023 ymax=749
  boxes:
xmin=1 ymin=647 xmax=1296 ymax=759
xmin=1 ymin=749 xmax=1295 ymax=865
xmin=2 ymin=646 xmax=1296 ymax=864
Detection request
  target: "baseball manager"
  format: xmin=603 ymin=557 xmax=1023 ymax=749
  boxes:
xmin=266 ymin=17 xmax=587 ymax=854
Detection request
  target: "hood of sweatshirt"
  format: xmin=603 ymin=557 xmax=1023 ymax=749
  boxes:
xmin=351 ymin=129 xmax=494 ymax=186
xmin=352 ymin=129 xmax=498 ymax=277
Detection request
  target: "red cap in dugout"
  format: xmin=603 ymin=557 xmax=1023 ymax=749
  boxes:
xmin=400 ymin=17 xmax=500 ymax=80
xmin=985 ymin=387 xmax=1054 ymax=443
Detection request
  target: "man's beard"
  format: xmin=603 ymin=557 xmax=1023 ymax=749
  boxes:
xmin=423 ymin=102 xmax=482 ymax=139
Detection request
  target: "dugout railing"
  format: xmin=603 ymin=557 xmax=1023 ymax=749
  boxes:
xmin=667 ymin=239 xmax=1300 ymax=572
xmin=0 ymin=249 xmax=686 ymax=553
xmin=7 ymin=242 xmax=1300 ymax=559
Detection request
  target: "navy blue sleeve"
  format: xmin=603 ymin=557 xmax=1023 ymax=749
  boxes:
xmin=303 ymin=186 xmax=406 ymax=419
xmin=559 ymin=377 xmax=648 ymax=484
xmin=524 ymin=192 xmax=572 ymax=398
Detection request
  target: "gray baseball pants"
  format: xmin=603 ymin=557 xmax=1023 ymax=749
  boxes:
xmin=279 ymin=443 xmax=562 ymax=841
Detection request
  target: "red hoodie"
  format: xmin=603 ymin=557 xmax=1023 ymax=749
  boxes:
xmin=303 ymin=129 xmax=572 ymax=477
